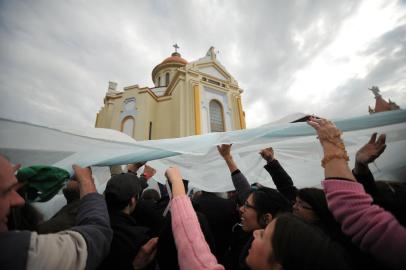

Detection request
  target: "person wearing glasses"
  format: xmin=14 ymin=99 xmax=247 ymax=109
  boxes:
xmin=259 ymin=145 xmax=389 ymax=269
xmin=218 ymin=144 xmax=384 ymax=269
xmin=260 ymin=141 xmax=392 ymax=269
xmin=217 ymin=145 xmax=291 ymax=269
xmin=166 ymin=166 xmax=352 ymax=270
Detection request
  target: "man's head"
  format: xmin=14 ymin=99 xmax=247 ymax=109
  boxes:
xmin=104 ymin=173 xmax=143 ymax=214
xmin=141 ymin=189 xmax=160 ymax=202
xmin=0 ymin=155 xmax=25 ymax=232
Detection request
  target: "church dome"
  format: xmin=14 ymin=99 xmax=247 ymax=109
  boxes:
xmin=152 ymin=52 xmax=188 ymax=83
xmin=161 ymin=52 xmax=188 ymax=65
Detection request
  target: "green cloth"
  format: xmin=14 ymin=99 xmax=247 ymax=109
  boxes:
xmin=17 ymin=166 xmax=70 ymax=202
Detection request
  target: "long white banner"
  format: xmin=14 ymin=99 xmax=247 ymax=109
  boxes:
xmin=1 ymin=110 xmax=405 ymax=192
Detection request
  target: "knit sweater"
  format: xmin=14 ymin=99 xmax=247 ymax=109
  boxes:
xmin=171 ymin=195 xmax=224 ymax=270
xmin=323 ymin=180 xmax=406 ymax=270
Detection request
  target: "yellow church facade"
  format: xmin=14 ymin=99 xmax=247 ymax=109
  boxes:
xmin=95 ymin=47 xmax=246 ymax=140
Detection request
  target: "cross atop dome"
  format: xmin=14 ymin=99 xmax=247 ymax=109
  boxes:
xmin=173 ymin=43 xmax=180 ymax=53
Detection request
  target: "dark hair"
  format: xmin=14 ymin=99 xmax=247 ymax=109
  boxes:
xmin=251 ymin=187 xmax=291 ymax=227
xmin=298 ymin=188 xmax=388 ymax=269
xmin=141 ymin=189 xmax=161 ymax=202
xmin=297 ymin=188 xmax=342 ymax=241
xmin=373 ymin=181 xmax=406 ymax=226
xmin=272 ymin=213 xmax=352 ymax=270
xmin=104 ymin=173 xmax=143 ymax=212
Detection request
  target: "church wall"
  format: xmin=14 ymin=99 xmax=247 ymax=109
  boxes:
xmin=154 ymin=96 xmax=178 ymax=139
xmin=110 ymin=98 xmax=126 ymax=132
xmin=96 ymin=106 xmax=108 ymax=128
xmin=132 ymin=91 xmax=154 ymax=140
xmin=105 ymin=99 xmax=119 ymax=130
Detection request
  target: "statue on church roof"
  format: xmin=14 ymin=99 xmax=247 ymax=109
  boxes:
xmin=369 ymin=86 xmax=381 ymax=98
xmin=107 ymin=81 xmax=118 ymax=93
xmin=368 ymin=86 xmax=400 ymax=114
xmin=206 ymin=46 xmax=217 ymax=60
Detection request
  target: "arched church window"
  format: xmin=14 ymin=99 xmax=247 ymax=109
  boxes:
xmin=209 ymin=100 xmax=225 ymax=132
xmin=158 ymin=76 xmax=161 ymax=86
xmin=121 ymin=116 xmax=135 ymax=137
xmin=165 ymin=72 xmax=170 ymax=86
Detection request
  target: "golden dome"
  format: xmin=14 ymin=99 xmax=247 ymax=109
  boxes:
xmin=152 ymin=52 xmax=188 ymax=82
xmin=161 ymin=52 xmax=188 ymax=65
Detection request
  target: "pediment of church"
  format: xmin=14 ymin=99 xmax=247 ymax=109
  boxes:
xmin=198 ymin=65 xmax=228 ymax=81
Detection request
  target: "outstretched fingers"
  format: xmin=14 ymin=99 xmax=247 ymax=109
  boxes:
xmin=376 ymin=133 xmax=386 ymax=145
xmin=368 ymin=133 xmax=378 ymax=144
xmin=307 ymin=119 xmax=320 ymax=130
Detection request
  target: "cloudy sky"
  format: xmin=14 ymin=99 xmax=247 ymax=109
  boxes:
xmin=1 ymin=0 xmax=405 ymax=129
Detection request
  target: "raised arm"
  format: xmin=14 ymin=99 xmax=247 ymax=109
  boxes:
xmin=260 ymin=147 xmax=297 ymax=202
xmin=353 ymin=133 xmax=386 ymax=195
xmin=127 ymin=162 xmax=155 ymax=190
xmin=308 ymin=118 xmax=406 ymax=270
xmin=217 ymin=144 xmax=251 ymax=202
xmin=166 ymin=167 xmax=224 ymax=270
xmin=26 ymin=165 xmax=113 ymax=270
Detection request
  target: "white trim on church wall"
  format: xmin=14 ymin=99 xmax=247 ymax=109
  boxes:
xmin=201 ymin=86 xmax=232 ymax=133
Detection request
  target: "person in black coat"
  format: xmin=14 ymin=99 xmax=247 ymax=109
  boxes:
xmin=98 ymin=172 xmax=157 ymax=270
xmin=193 ymin=191 xmax=240 ymax=266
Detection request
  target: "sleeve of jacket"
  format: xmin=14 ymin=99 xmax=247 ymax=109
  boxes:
xmin=70 ymin=192 xmax=113 ymax=270
xmin=264 ymin=159 xmax=297 ymax=201
xmin=231 ymin=169 xmax=251 ymax=203
xmin=352 ymin=168 xmax=378 ymax=196
xmin=26 ymin=230 xmax=88 ymax=270
xmin=323 ymin=179 xmax=406 ymax=270
xmin=22 ymin=193 xmax=112 ymax=270
xmin=171 ymin=195 xmax=225 ymax=270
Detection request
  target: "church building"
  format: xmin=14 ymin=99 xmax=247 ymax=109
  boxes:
xmin=95 ymin=46 xmax=246 ymax=140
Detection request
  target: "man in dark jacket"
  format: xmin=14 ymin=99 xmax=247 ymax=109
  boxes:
xmin=99 ymin=172 xmax=157 ymax=270
xmin=193 ymin=191 xmax=240 ymax=266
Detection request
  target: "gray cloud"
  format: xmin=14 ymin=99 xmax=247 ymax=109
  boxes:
xmin=322 ymin=23 xmax=406 ymax=118
xmin=0 ymin=0 xmax=405 ymax=129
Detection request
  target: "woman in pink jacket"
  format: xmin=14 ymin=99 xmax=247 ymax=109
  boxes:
xmin=166 ymin=166 xmax=351 ymax=270
xmin=307 ymin=117 xmax=406 ymax=270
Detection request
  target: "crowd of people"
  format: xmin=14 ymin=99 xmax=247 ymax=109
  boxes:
xmin=0 ymin=117 xmax=405 ymax=270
